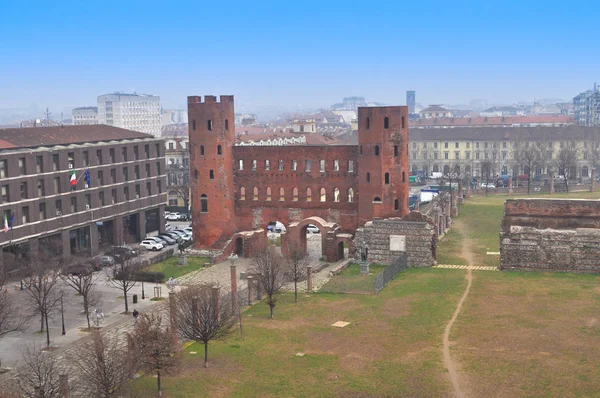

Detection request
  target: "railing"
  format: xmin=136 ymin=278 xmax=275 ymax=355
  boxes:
xmin=373 ymin=253 xmax=408 ymax=294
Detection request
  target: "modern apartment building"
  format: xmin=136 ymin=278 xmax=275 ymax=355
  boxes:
xmin=573 ymin=84 xmax=600 ymax=127
xmin=72 ymin=107 xmax=98 ymax=125
xmin=98 ymin=93 xmax=161 ymax=137
xmin=0 ymin=125 xmax=167 ymax=268
xmin=406 ymin=90 xmax=416 ymax=115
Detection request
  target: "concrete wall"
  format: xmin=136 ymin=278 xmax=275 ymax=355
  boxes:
xmin=501 ymin=199 xmax=600 ymax=272
xmin=353 ymin=211 xmax=436 ymax=267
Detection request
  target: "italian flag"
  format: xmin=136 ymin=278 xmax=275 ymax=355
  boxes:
xmin=70 ymin=170 xmax=77 ymax=188
xmin=3 ymin=213 xmax=8 ymax=233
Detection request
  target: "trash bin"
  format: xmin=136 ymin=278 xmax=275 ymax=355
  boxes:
xmin=133 ymin=294 xmax=138 ymax=304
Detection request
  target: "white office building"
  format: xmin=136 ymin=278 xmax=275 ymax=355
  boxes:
xmin=97 ymin=93 xmax=161 ymax=137
xmin=72 ymin=107 xmax=98 ymax=125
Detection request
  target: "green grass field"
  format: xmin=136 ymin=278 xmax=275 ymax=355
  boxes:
xmin=320 ymin=263 xmax=387 ymax=294
xmin=145 ymin=256 xmax=210 ymax=279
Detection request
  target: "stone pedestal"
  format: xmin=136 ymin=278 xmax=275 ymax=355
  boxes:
xmin=177 ymin=255 xmax=188 ymax=266
xmin=247 ymin=276 xmax=254 ymax=305
xmin=359 ymin=262 xmax=370 ymax=274
xmin=306 ymin=266 xmax=313 ymax=293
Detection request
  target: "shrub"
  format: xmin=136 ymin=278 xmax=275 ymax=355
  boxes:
xmin=114 ymin=270 xmax=165 ymax=283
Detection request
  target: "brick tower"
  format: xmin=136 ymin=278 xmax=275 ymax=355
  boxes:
xmin=188 ymin=95 xmax=236 ymax=248
xmin=357 ymin=106 xmax=410 ymax=226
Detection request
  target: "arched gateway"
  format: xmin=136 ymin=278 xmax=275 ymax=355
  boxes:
xmin=281 ymin=216 xmax=354 ymax=262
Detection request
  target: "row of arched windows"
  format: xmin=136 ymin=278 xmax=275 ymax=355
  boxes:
xmin=198 ymin=145 xmax=222 ymax=156
xmin=359 ymin=144 xmax=401 ymax=157
xmin=192 ymin=119 xmax=229 ymax=132
xmin=239 ymin=187 xmax=355 ymax=203
xmin=365 ymin=172 xmax=406 ymax=184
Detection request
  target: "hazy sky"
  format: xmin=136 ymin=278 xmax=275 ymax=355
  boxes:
xmin=1 ymin=0 xmax=599 ymax=114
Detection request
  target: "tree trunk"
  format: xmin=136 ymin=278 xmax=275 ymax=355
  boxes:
xmin=45 ymin=312 xmax=50 ymax=347
xmin=124 ymin=288 xmax=129 ymax=314
xmin=40 ymin=313 xmax=44 ymax=333
xmin=527 ymin=175 xmax=531 ymax=195
xmin=157 ymin=370 xmax=162 ymax=396
xmin=84 ymin=296 xmax=90 ymax=329
xmin=269 ymin=301 xmax=274 ymax=319
xmin=204 ymin=342 xmax=209 ymax=368
xmin=294 ymin=280 xmax=298 ymax=303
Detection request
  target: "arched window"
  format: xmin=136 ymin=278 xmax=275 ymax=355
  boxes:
xmin=384 ymin=117 xmax=389 ymax=129
xmin=253 ymin=187 xmax=258 ymax=201
xmin=360 ymin=145 xmax=363 ymax=155
xmin=194 ymin=169 xmax=198 ymax=180
xmin=402 ymin=171 xmax=405 ymax=183
xmin=200 ymin=194 xmax=208 ymax=212
xmin=433 ymin=165 xmax=439 ymax=173
xmin=443 ymin=165 xmax=450 ymax=174
xmin=225 ymin=119 xmax=229 ymax=130
xmin=279 ymin=187 xmax=285 ymax=201
xmin=266 ymin=187 xmax=272 ymax=201
xmin=200 ymin=145 xmax=205 ymax=155
xmin=192 ymin=120 xmax=196 ymax=131
xmin=583 ymin=166 xmax=589 ymax=177
xmin=394 ymin=145 xmax=399 ymax=157
xmin=385 ymin=172 xmax=390 ymax=184
xmin=239 ymin=159 xmax=244 ymax=170
xmin=373 ymin=197 xmax=382 ymax=203
xmin=348 ymin=188 xmax=354 ymax=203
xmin=401 ymin=116 xmax=405 ymax=129
xmin=375 ymin=145 xmax=380 ymax=156
xmin=240 ymin=187 xmax=246 ymax=200
xmin=366 ymin=117 xmax=370 ymax=129
xmin=293 ymin=187 xmax=298 ymax=201
xmin=320 ymin=187 xmax=326 ymax=202
xmin=395 ymin=199 xmax=399 ymax=210
xmin=306 ymin=188 xmax=312 ymax=202
xmin=207 ymin=120 xmax=213 ymax=131
xmin=278 ymin=160 xmax=284 ymax=171
xmin=334 ymin=188 xmax=340 ymax=202
xmin=217 ymin=145 xmax=222 ymax=155
xmin=209 ymin=170 xmax=214 ymax=180
xmin=366 ymin=172 xmax=371 ymax=183
xmin=454 ymin=165 xmax=460 ymax=174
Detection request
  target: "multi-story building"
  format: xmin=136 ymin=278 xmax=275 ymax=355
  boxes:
xmin=0 ymin=125 xmax=166 ymax=267
xmin=161 ymin=109 xmax=188 ymax=126
xmin=406 ymin=91 xmax=416 ymax=115
xmin=419 ymin=105 xmax=453 ymax=119
xmin=409 ymin=126 xmax=600 ymax=181
xmin=573 ymin=84 xmax=600 ymax=127
xmin=188 ymin=95 xmax=410 ymax=261
xmin=410 ymin=115 xmax=574 ymax=129
xmin=97 ymin=93 xmax=161 ymax=137
xmin=72 ymin=107 xmax=98 ymax=125
xmin=165 ymin=137 xmax=190 ymax=210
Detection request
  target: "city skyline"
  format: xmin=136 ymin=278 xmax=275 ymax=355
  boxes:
xmin=1 ymin=0 xmax=599 ymax=113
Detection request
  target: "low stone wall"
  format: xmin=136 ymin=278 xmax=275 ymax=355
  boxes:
xmin=353 ymin=212 xmax=436 ymax=267
xmin=500 ymin=199 xmax=600 ymax=273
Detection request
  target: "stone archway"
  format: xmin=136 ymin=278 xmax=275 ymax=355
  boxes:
xmin=282 ymin=216 xmax=349 ymax=262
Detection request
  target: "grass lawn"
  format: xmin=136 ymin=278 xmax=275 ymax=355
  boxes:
xmin=131 ymin=268 xmax=467 ymax=397
xmin=145 ymin=256 xmax=210 ymax=279
xmin=320 ymin=263 xmax=387 ymax=294
xmin=436 ymin=229 xmax=467 ymax=265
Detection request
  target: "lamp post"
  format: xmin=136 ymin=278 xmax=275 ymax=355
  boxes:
xmin=141 ymin=281 xmax=145 ymax=300
xmin=61 ymin=293 xmax=66 ymax=335
xmin=166 ymin=277 xmax=178 ymax=293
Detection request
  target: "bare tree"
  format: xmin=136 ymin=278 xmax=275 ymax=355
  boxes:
xmin=481 ymin=160 xmax=494 ymax=196
xmin=285 ymin=244 xmax=308 ymax=303
xmin=0 ymin=260 xmax=28 ymax=338
xmin=62 ymin=270 xmax=101 ymax=329
xmin=106 ymin=257 xmax=141 ymax=314
xmin=512 ymin=135 xmax=541 ymax=194
xmin=22 ymin=246 xmax=63 ymax=348
xmin=127 ymin=312 xmax=179 ymax=396
xmin=68 ymin=329 xmax=133 ymax=398
xmin=554 ymin=140 xmax=579 ymax=192
xmin=175 ymin=284 xmax=235 ymax=368
xmin=17 ymin=345 xmax=63 ymax=398
xmin=252 ymin=247 xmax=285 ymax=318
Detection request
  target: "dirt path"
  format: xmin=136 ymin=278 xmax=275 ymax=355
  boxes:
xmin=442 ymin=219 xmax=474 ymax=398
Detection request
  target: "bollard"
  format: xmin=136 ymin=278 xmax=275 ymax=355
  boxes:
xmin=306 ymin=266 xmax=313 ymax=293
xmin=247 ymin=276 xmax=254 ymax=305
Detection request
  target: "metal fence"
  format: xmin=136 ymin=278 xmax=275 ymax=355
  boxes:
xmin=374 ymin=253 xmax=408 ymax=294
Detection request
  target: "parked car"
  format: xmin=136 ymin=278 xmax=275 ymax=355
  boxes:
xmin=105 ymin=246 xmax=138 ymax=261
xmin=165 ymin=223 xmax=173 ymax=230
xmin=183 ymin=226 xmax=193 ymax=233
xmin=140 ymin=239 xmax=164 ymax=251
xmin=157 ymin=234 xmax=177 ymax=245
xmin=91 ymin=255 xmax=115 ymax=270
xmin=165 ymin=212 xmax=181 ymax=221
xmin=164 ymin=231 xmax=182 ymax=240
xmin=146 ymin=236 xmax=171 ymax=246
xmin=63 ymin=262 xmax=94 ymax=276
xmin=306 ymin=224 xmax=320 ymax=234
xmin=481 ymin=182 xmax=496 ymax=189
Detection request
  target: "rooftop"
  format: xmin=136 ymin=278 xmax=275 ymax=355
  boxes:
xmin=409 ymin=125 xmax=600 ymax=141
xmin=72 ymin=106 xmax=98 ymax=111
xmin=0 ymin=125 xmax=154 ymax=150
xmin=421 ymin=105 xmax=450 ymax=113
xmin=411 ymin=115 xmax=573 ymax=128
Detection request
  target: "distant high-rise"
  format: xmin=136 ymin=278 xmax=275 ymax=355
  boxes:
xmin=573 ymin=84 xmax=600 ymax=127
xmin=98 ymin=93 xmax=161 ymax=137
xmin=72 ymin=107 xmax=98 ymax=125
xmin=406 ymin=91 xmax=416 ymax=114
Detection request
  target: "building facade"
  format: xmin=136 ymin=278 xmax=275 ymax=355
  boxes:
xmin=0 ymin=125 xmax=167 ymax=267
xmin=165 ymin=137 xmax=190 ymax=209
xmin=188 ymin=95 xmax=410 ymax=258
xmin=72 ymin=107 xmax=98 ymax=125
xmin=419 ymin=105 xmax=453 ymax=119
xmin=573 ymin=84 xmax=600 ymax=127
xmin=406 ymin=90 xmax=416 ymax=115
xmin=408 ymin=126 xmax=600 ymax=180
xmin=97 ymin=93 xmax=161 ymax=137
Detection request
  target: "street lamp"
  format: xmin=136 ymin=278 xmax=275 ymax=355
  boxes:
xmin=61 ymin=293 xmax=66 ymax=335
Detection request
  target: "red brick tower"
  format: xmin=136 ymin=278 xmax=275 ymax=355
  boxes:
xmin=188 ymin=95 xmax=236 ymax=248
xmin=357 ymin=106 xmax=410 ymax=226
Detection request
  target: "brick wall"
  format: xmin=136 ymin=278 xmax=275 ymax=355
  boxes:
xmin=353 ymin=211 xmax=436 ymax=267
xmin=501 ymin=199 xmax=600 ymax=272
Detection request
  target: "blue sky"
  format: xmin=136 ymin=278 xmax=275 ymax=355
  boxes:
xmin=1 ymin=0 xmax=599 ymax=115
